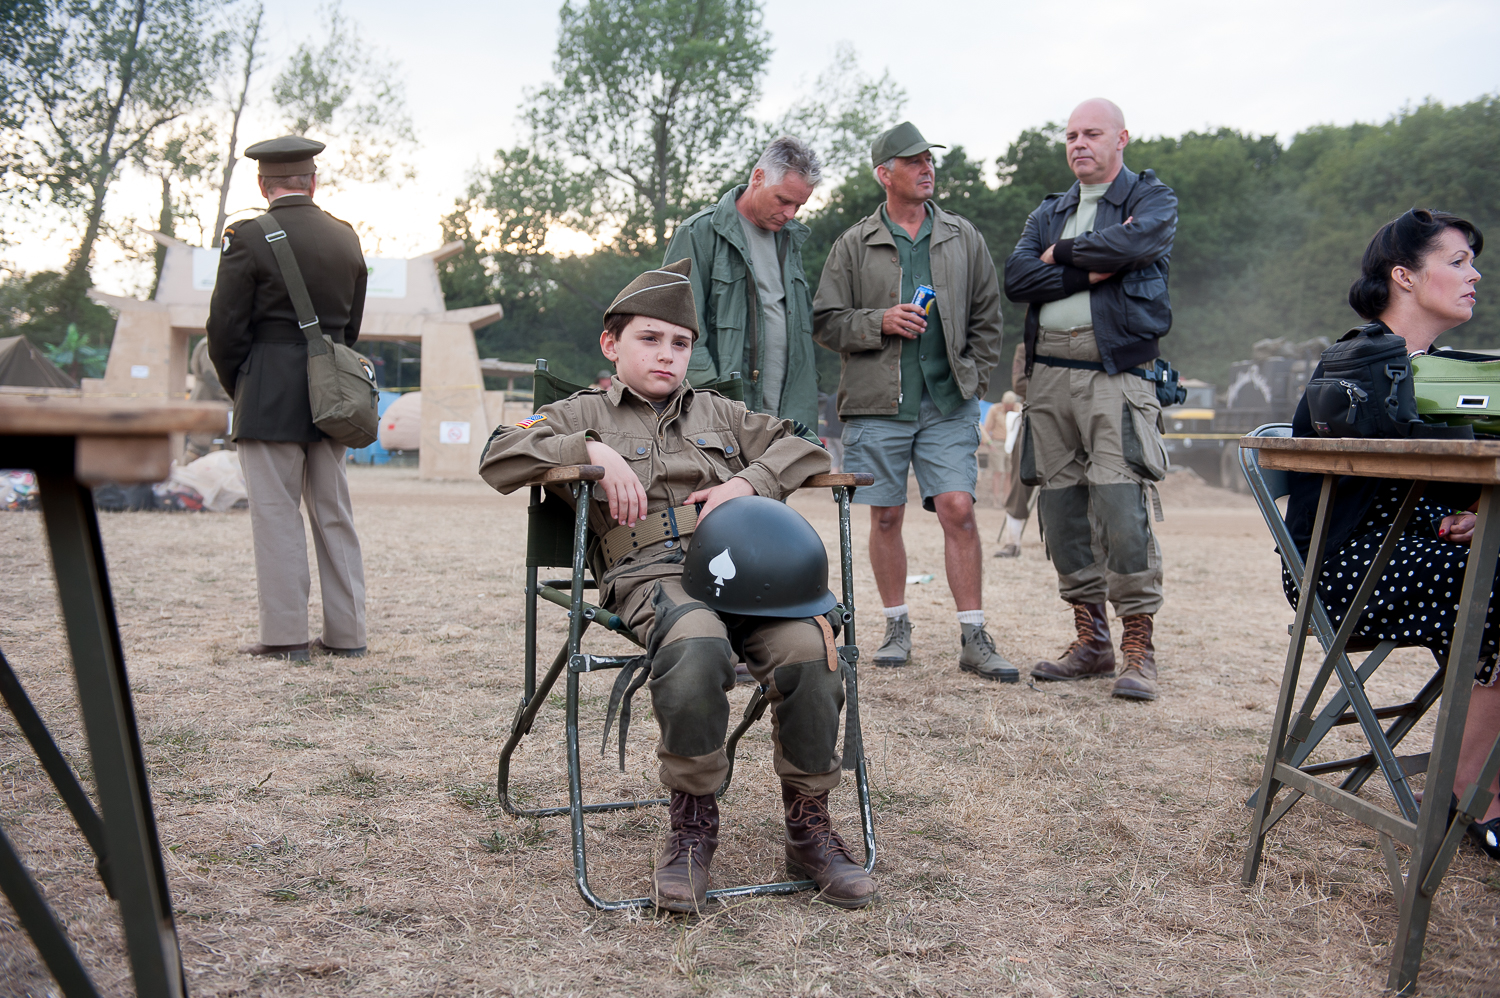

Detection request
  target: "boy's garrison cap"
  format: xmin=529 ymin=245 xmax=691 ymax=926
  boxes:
xmin=605 ymin=258 xmax=699 ymax=335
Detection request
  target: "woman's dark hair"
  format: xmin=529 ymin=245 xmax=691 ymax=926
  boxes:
xmin=1348 ymin=208 xmax=1484 ymax=320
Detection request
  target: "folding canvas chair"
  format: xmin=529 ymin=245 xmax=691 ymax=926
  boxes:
xmin=490 ymin=360 xmax=877 ymax=910
xmin=1239 ymin=423 xmax=1448 ymax=893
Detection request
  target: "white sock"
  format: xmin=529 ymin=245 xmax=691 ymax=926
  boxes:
xmin=956 ymin=610 xmax=985 ymax=626
xmin=883 ymin=604 xmax=909 ymax=619
xmin=1006 ymin=515 xmax=1026 ymax=544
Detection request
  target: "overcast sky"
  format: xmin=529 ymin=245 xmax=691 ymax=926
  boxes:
xmin=15 ymin=0 xmax=1500 ymax=294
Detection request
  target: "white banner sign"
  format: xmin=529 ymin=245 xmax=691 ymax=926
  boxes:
xmin=192 ymin=248 xmax=220 ymax=291
xmin=365 ymin=258 xmax=408 ymax=299
xmin=439 ymin=421 xmax=471 ymax=445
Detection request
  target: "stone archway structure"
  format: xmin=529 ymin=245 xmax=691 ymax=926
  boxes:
xmin=88 ymin=232 xmax=503 ymax=480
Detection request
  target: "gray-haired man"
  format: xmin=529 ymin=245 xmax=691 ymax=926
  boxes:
xmin=663 ymin=135 xmax=823 ymax=430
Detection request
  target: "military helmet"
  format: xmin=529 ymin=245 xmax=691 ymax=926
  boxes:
xmin=682 ymin=495 xmax=837 ymax=618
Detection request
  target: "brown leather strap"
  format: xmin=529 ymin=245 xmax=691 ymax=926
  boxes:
xmin=600 ymin=504 xmax=700 ymax=565
xmin=815 ymin=616 xmax=838 ymax=671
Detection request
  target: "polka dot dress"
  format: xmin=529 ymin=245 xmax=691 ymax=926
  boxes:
xmin=1282 ymin=481 xmax=1500 ymax=686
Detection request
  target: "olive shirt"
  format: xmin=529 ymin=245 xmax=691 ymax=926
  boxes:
xmin=881 ymin=204 xmax=963 ymax=420
xmin=478 ymin=378 xmax=829 ymax=610
xmin=207 ymin=193 xmax=367 ymax=442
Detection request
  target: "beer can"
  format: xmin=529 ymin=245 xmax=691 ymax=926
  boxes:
xmin=911 ymin=284 xmax=937 ymax=316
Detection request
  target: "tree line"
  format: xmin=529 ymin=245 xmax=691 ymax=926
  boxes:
xmin=438 ymin=4 xmax=1499 ymax=392
xmin=2 ymin=0 xmax=1494 ymax=395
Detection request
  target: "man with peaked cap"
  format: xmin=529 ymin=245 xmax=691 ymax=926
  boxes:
xmin=813 ymin=122 xmax=1012 ymax=683
xmin=208 ymin=135 xmax=369 ymax=662
xmin=478 ymin=258 xmax=877 ymax=913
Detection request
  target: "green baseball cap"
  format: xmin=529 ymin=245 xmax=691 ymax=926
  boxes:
xmin=870 ymin=121 xmax=946 ymax=166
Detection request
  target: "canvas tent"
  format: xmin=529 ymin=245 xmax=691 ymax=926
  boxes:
xmin=0 ymin=336 xmax=76 ymax=389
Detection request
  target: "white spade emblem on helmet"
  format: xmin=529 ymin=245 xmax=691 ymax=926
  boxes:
xmin=708 ymin=548 xmax=737 ymax=596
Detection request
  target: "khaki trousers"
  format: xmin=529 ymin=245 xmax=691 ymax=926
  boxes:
xmin=238 ymin=439 xmax=366 ymax=647
xmin=618 ymin=577 xmax=844 ymax=797
xmin=1025 ymin=329 xmax=1164 ymax=617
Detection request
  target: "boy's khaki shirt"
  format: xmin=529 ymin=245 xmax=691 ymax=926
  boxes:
xmin=479 ymin=378 xmax=829 ymax=608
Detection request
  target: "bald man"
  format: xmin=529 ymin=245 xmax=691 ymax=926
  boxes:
xmin=1002 ymin=99 xmax=1178 ymax=702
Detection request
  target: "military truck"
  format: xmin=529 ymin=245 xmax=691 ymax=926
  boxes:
xmin=1161 ymin=337 xmax=1329 ymax=490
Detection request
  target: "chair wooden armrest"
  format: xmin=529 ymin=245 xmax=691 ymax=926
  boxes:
xmin=525 ymin=464 xmax=606 ymax=486
xmin=802 ymin=473 xmax=874 ymax=488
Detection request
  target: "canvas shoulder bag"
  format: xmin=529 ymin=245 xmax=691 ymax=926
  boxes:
xmin=1303 ymin=321 xmax=1471 ymax=440
xmin=257 ymin=213 xmax=379 ymax=448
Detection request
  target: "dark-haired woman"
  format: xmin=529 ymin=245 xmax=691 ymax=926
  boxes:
xmin=1282 ymin=209 xmax=1500 ymax=855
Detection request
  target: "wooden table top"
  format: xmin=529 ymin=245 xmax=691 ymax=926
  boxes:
xmin=1241 ymin=434 xmax=1500 ymax=485
xmin=0 ymin=394 xmax=228 ymax=437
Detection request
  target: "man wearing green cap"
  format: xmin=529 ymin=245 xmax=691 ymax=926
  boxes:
xmin=662 ymin=135 xmax=823 ymax=429
xmin=479 ymin=258 xmax=876 ymax=913
xmin=813 ymin=121 xmax=1011 ymax=683
xmin=207 ymin=135 xmax=369 ymax=662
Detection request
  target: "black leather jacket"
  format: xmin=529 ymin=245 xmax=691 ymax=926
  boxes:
xmin=1003 ymin=165 xmax=1177 ymax=375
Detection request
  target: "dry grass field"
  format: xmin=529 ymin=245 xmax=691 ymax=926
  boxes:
xmin=2 ymin=465 xmax=1499 ymax=997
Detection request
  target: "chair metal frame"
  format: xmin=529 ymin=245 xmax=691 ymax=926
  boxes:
xmin=1237 ymin=424 xmax=1500 ymax=993
xmin=1239 ymin=424 xmax=1442 ymax=836
xmin=492 ymin=361 xmax=877 ymax=911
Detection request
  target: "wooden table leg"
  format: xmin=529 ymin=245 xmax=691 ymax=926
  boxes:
xmin=1388 ymin=484 xmax=1500 ymax=994
xmin=35 ymin=468 xmax=187 ymax=998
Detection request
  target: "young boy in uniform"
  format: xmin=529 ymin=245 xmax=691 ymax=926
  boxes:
xmin=478 ymin=259 xmax=877 ymax=912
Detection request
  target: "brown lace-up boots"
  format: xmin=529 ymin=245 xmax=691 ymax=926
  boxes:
xmin=783 ymin=786 xmax=877 ymax=909
xmin=1111 ymin=614 xmax=1158 ymax=700
xmin=1031 ymin=602 xmax=1115 ymax=681
xmin=651 ymin=790 xmax=720 ymax=912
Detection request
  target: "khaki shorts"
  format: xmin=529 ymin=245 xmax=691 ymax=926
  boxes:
xmin=841 ymin=394 xmax=981 ymax=510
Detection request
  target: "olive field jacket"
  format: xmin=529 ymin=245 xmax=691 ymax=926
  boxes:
xmin=810 ymin=202 xmax=1004 ymax=418
xmin=662 ymin=186 xmax=819 ymax=429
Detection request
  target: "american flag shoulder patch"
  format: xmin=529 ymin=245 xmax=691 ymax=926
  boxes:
xmin=514 ymin=413 xmax=546 ymax=429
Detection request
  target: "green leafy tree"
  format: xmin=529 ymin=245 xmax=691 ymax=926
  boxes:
xmin=3 ymin=0 xmax=228 ymax=340
xmin=769 ymin=42 xmax=905 ymax=182
xmin=270 ymin=2 xmax=416 ymax=189
xmin=210 ymin=0 xmax=263 ymax=244
xmin=525 ymin=0 xmax=772 ymax=252
xmin=42 ymin=323 xmax=110 ymax=380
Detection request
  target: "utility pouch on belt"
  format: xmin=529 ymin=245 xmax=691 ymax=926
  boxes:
xmin=257 ymin=214 xmax=379 ymax=448
xmin=1304 ymin=321 xmax=1471 ymax=440
xmin=1017 ymin=413 xmax=1040 ymax=487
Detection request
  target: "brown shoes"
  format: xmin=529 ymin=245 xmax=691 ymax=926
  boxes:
xmin=237 ymin=642 xmax=309 ymax=661
xmin=651 ymin=791 xmax=719 ymax=912
xmin=1031 ymin=603 xmax=1115 ymax=681
xmin=1111 ymin=614 xmax=1158 ymax=701
xmin=651 ymin=787 xmax=877 ymax=913
xmin=783 ymin=786 xmax=877 ymax=909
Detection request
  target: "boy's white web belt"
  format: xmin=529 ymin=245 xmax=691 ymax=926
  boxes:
xmin=601 ymin=505 xmax=700 ymax=565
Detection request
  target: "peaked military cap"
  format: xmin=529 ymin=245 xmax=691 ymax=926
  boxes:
xmin=245 ymin=135 xmax=325 ymax=176
xmin=871 ymin=121 xmax=945 ymax=166
xmin=605 ymin=257 xmax=699 ymax=335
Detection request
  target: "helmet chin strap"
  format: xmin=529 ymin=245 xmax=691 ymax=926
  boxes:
xmin=814 ymin=616 xmax=839 ymax=672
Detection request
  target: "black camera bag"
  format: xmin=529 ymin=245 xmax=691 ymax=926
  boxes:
xmin=1304 ymin=321 xmax=1472 ymax=439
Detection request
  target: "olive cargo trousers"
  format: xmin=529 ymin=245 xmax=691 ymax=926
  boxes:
xmin=618 ymin=577 xmax=845 ymax=796
xmin=1025 ymin=328 xmax=1165 ymax=617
